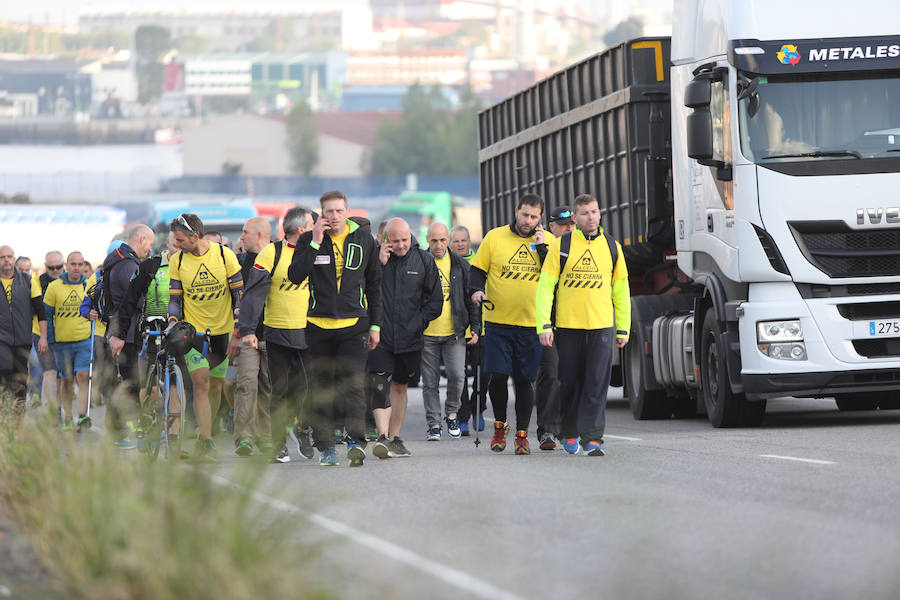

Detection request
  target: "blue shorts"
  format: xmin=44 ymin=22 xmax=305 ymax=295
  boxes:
xmin=33 ymin=333 xmax=57 ymax=372
xmin=483 ymin=324 xmax=543 ymax=382
xmin=52 ymin=338 xmax=92 ymax=379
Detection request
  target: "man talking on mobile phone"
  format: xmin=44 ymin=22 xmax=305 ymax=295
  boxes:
xmin=287 ymin=190 xmax=382 ymax=467
xmin=468 ymin=193 xmax=553 ymax=455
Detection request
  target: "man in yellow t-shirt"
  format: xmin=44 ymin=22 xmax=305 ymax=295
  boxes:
xmin=168 ymin=213 xmax=244 ymax=461
xmin=240 ymin=207 xmax=314 ymax=462
xmin=420 ymin=223 xmax=480 ymax=441
xmin=0 ymin=245 xmax=47 ymax=420
xmin=287 ymin=190 xmax=382 ymax=467
xmin=535 ymin=194 xmax=630 ymax=457
xmin=43 ymin=252 xmax=92 ymax=429
xmin=469 ymin=193 xmax=553 ymax=455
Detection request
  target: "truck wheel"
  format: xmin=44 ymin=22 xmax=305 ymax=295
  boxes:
xmin=625 ymin=327 xmax=671 ymax=419
xmin=700 ymin=310 xmax=765 ymax=427
xmin=834 ymin=394 xmax=880 ymax=411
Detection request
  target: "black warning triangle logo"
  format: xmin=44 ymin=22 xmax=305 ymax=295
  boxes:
xmin=190 ymin=263 xmax=220 ymax=287
xmin=438 ymin=268 xmax=451 ymax=301
xmin=571 ymin=249 xmax=599 ymax=272
xmin=63 ymin=289 xmax=82 ymax=308
xmin=508 ymin=243 xmax=536 ymax=266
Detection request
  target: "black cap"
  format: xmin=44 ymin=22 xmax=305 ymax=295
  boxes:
xmin=549 ymin=205 xmax=574 ymax=225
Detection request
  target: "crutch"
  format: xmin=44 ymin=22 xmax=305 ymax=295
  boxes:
xmin=79 ymin=320 xmax=95 ymax=432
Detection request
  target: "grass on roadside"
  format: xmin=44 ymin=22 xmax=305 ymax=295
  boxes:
xmin=0 ymin=412 xmax=330 ymax=600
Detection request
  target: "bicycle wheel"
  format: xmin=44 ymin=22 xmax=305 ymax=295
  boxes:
xmin=138 ymin=363 xmax=161 ymax=459
xmin=166 ymin=363 xmax=188 ymax=460
xmin=145 ymin=364 xmax=168 ymax=462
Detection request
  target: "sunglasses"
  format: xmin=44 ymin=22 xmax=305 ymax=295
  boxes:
xmin=46 ymin=264 xmax=64 ymax=270
xmin=552 ymin=211 xmax=574 ymax=221
xmin=177 ymin=214 xmax=197 ymax=235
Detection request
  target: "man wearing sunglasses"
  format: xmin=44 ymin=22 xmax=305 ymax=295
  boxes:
xmin=533 ymin=205 xmax=577 ymax=451
xmin=168 ymin=213 xmax=244 ymax=462
xmin=34 ymin=250 xmax=64 ymax=408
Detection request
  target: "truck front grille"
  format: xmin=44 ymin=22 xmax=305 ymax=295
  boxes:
xmin=789 ymin=221 xmax=900 ymax=278
xmin=853 ymin=338 xmax=900 ymax=358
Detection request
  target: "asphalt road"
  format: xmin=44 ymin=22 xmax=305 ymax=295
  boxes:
xmin=61 ymin=383 xmax=900 ymax=600
xmin=199 ymin=385 xmax=900 ymax=600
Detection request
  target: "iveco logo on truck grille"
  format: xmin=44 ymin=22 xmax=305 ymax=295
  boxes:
xmin=857 ymin=207 xmax=900 ymax=224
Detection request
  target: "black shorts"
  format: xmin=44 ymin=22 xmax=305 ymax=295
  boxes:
xmin=189 ymin=333 xmax=230 ymax=373
xmin=368 ymin=346 xmax=421 ymax=385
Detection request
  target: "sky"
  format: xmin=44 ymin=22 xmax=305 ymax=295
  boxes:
xmin=0 ymin=0 xmax=660 ymax=27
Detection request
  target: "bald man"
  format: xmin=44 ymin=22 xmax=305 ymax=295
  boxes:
xmin=1 ymin=245 xmax=47 ymax=420
xmin=368 ymin=218 xmax=442 ymax=458
xmin=419 ymin=223 xmax=480 ymax=441
xmin=232 ymin=217 xmax=275 ymax=456
xmin=100 ymin=224 xmax=154 ymax=445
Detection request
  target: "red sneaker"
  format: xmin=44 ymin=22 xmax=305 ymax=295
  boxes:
xmin=490 ymin=421 xmax=508 ymax=452
xmin=514 ymin=430 xmax=530 ymax=455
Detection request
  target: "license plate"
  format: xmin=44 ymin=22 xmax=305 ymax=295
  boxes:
xmin=857 ymin=319 xmax=900 ymax=338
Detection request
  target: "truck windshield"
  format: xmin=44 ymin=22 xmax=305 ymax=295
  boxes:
xmin=738 ymin=72 xmax=900 ymax=162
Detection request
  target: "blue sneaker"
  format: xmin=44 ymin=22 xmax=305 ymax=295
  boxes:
xmin=475 ymin=414 xmax=485 ymax=432
xmin=114 ymin=438 xmax=138 ymax=450
xmin=347 ymin=441 xmax=365 ymax=467
xmin=561 ymin=437 xmax=580 ymax=454
xmin=319 ymin=446 xmax=339 ymax=466
xmin=459 ymin=421 xmax=470 ymax=437
xmin=583 ymin=441 xmax=605 ymax=456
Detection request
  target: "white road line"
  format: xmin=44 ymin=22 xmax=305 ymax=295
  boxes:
xmin=759 ymin=454 xmax=836 ymax=465
xmin=207 ymin=474 xmax=525 ymax=600
xmin=605 ymin=434 xmax=643 ymax=442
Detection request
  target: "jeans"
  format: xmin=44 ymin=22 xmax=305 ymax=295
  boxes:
xmin=421 ymin=335 xmax=466 ymax=427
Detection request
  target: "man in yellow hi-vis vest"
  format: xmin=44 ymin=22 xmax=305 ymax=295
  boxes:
xmin=535 ymin=193 xmax=631 ymax=457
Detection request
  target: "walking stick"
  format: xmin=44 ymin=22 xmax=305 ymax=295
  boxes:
xmin=473 ymin=300 xmax=491 ymax=447
xmin=80 ymin=320 xmax=95 ymax=431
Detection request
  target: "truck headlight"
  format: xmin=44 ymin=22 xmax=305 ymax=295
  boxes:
xmin=757 ymin=320 xmax=803 ymax=342
xmin=757 ymin=342 xmax=807 ymax=361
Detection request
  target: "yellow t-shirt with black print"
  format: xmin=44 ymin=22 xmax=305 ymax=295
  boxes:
xmin=535 ymin=228 xmax=630 ymax=331
xmin=469 ymin=225 xmax=554 ymax=328
xmin=44 ymin=276 xmax=91 ymax=343
xmin=254 ymin=241 xmax=310 ymax=330
xmin=424 ymin=252 xmax=454 ymax=337
xmin=308 ymin=226 xmax=359 ymax=330
xmin=170 ymin=242 xmax=242 ymax=336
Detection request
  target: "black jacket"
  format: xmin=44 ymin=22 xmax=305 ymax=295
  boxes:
xmin=287 ymin=220 xmax=382 ymax=328
xmin=103 ymin=243 xmax=141 ymax=343
xmin=381 ymin=241 xmax=442 ymax=353
xmin=444 ymin=251 xmax=481 ymax=339
xmin=0 ymin=270 xmax=44 ymax=348
xmin=238 ymin=251 xmax=264 ymax=338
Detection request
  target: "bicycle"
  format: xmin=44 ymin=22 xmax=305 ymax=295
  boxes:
xmin=137 ymin=320 xmax=209 ymax=461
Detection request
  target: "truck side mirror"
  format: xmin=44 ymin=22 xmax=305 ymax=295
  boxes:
xmin=684 ymin=78 xmax=711 ymax=108
xmin=685 ymin=75 xmax=724 ymax=169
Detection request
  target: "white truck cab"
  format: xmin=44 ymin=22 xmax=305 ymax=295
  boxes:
xmin=668 ymin=0 xmax=900 ymax=424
